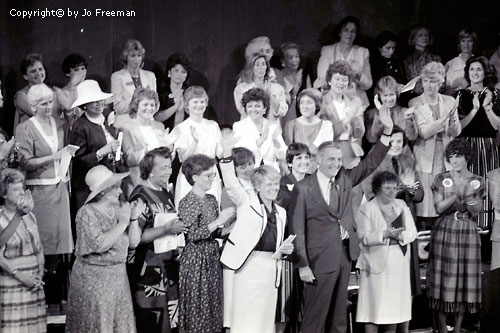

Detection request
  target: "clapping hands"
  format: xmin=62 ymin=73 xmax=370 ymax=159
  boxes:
xmin=16 ymin=190 xmax=34 ymax=216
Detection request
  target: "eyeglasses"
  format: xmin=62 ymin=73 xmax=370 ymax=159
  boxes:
xmin=199 ymin=172 xmax=217 ymax=181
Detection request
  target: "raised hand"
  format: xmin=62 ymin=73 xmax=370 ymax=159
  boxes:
xmin=378 ymin=107 xmax=393 ymax=133
xmin=483 ymin=89 xmax=493 ymax=108
xmin=117 ymin=202 xmax=132 ymax=226
xmin=374 ymin=94 xmax=383 ymax=111
xmin=130 ymin=198 xmax=147 ymax=220
xmin=17 ymin=190 xmax=34 ymax=216
xmin=0 ymin=137 xmax=16 ymax=159
xmin=404 ymin=107 xmax=415 ymax=119
xmin=472 ymin=93 xmax=480 ymax=111
xmin=221 ymin=133 xmax=240 ymax=157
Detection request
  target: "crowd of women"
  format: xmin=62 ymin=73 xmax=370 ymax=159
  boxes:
xmin=1 ymin=15 xmax=500 ymax=333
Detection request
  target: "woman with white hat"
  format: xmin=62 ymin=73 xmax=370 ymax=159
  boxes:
xmin=15 ymin=83 xmax=74 ymax=314
xmin=65 ymin=165 xmax=145 ymax=333
xmin=69 ymin=80 xmax=125 ymax=221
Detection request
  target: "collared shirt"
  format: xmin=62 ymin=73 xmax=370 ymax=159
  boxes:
xmin=317 ymin=170 xmax=349 ymax=239
xmin=86 ymin=113 xmax=114 ymax=144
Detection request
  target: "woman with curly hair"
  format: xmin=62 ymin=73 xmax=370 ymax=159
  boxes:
xmin=427 ymin=138 xmax=484 ymax=333
xmin=455 ymin=56 xmax=500 ymax=228
xmin=232 ymin=87 xmax=287 ymax=171
xmin=318 ymin=60 xmax=365 ymax=169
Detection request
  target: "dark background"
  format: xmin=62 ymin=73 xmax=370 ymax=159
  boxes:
xmin=1 ymin=0 xmax=499 ymax=133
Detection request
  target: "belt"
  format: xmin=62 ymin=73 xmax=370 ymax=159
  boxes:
xmin=453 ymin=211 xmax=471 ymax=220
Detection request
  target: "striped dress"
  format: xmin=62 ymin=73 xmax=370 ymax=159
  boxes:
xmin=426 ymin=172 xmax=484 ymax=313
xmin=0 ymin=211 xmax=47 ymax=332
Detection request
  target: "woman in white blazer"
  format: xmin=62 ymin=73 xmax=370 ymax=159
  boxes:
xmin=220 ymin=165 xmax=293 ymax=333
xmin=111 ymin=39 xmax=157 ymax=128
xmin=356 ymin=171 xmax=417 ymax=332
xmin=409 ymin=61 xmax=461 ymax=225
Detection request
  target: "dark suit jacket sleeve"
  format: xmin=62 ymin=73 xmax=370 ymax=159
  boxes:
xmin=348 ymin=139 xmax=390 ymax=187
xmin=70 ymin=121 xmax=99 ymax=169
xmin=288 ymin=184 xmax=309 ymax=268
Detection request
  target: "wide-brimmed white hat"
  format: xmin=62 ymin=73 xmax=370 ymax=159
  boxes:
xmin=71 ymin=80 xmax=113 ymax=109
xmin=84 ymin=165 xmax=129 ymax=204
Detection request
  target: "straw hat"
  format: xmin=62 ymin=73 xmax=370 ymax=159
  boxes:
xmin=84 ymin=165 xmax=129 ymax=204
xmin=71 ymin=80 xmax=113 ymax=109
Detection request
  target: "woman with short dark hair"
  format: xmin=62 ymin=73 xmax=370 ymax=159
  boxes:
xmin=427 ymin=138 xmax=484 ymax=333
xmin=156 ymin=53 xmax=192 ymax=131
xmin=178 ymin=154 xmax=235 ymax=333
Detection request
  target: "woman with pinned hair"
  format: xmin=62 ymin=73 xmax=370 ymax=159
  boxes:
xmin=455 ymin=56 xmax=500 ymax=228
xmin=122 ymin=87 xmax=168 ymax=194
xmin=284 ymin=88 xmax=332 ymax=172
xmin=178 ymin=154 xmax=235 ymax=332
xmin=409 ymin=61 xmax=461 ymax=229
xmin=165 ymin=86 xmax=223 ymax=207
xmin=355 ymin=171 xmax=417 ymax=332
xmin=15 ymin=83 xmax=74 ymax=313
xmin=427 ymin=138 xmax=484 ymax=333
xmin=54 ymin=53 xmax=88 ymax=126
xmin=221 ymin=165 xmax=293 ymax=332
xmin=0 ymin=168 xmax=46 ymax=332
xmin=315 ymin=16 xmax=372 ymax=109
xmin=65 ymin=165 xmax=144 ymax=333
xmin=319 ymin=60 xmax=365 ymax=169
xmin=445 ymin=28 xmax=477 ymax=94
xmin=234 ymin=52 xmax=288 ymax=121
xmin=365 ymin=76 xmax=418 ymax=145
xmin=156 ymin=53 xmax=192 ymax=131
xmin=14 ymin=53 xmax=58 ymax=130
xmin=275 ymin=43 xmax=313 ymax=123
xmin=371 ymin=31 xmax=406 ymax=86
xmin=232 ymin=87 xmax=287 ymax=172
xmin=111 ymin=39 xmax=157 ymax=129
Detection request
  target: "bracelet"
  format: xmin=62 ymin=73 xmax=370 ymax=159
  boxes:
xmin=220 ymin=157 xmax=233 ymax=163
xmin=10 ymin=269 xmax=17 ymax=276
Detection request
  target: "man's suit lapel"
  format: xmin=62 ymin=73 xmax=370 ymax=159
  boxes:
xmin=307 ymin=173 xmax=333 ymax=214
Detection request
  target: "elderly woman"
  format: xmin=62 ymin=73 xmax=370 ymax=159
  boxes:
xmin=234 ymin=52 xmax=288 ymax=121
xmin=54 ymin=53 xmax=88 ymax=126
xmin=111 ymin=39 xmax=157 ymax=128
xmin=455 ymin=56 xmax=500 ymax=228
xmin=14 ymin=53 xmax=58 ymax=130
xmin=178 ymin=154 xmax=235 ymax=332
xmin=15 ymin=83 xmax=73 ymax=313
xmin=275 ymin=43 xmax=313 ymax=123
xmin=365 ymin=76 xmax=418 ymax=145
xmin=221 ymin=165 xmax=293 ymax=332
xmin=318 ymin=61 xmax=365 ymax=169
xmin=65 ymin=165 xmax=144 ymax=332
xmin=427 ymin=138 xmax=484 ymax=333
xmin=155 ymin=53 xmax=191 ymax=131
xmin=0 ymin=169 xmax=46 ymax=332
xmin=128 ymin=147 xmax=187 ymax=332
xmin=371 ymin=31 xmax=407 ymax=86
xmin=122 ymin=87 xmax=168 ymax=193
xmin=284 ymin=88 xmax=333 ymax=171
xmin=165 ymin=86 xmax=223 ymax=207
xmin=232 ymin=87 xmax=287 ymax=172
xmin=70 ymin=80 xmax=123 ymax=219
xmin=445 ymin=28 xmax=477 ymax=94
xmin=409 ymin=62 xmax=461 ymax=229
xmin=356 ymin=171 xmax=417 ymax=333
xmin=315 ymin=16 xmax=372 ymax=109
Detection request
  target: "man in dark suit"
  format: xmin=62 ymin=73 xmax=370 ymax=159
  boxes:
xmin=289 ymin=116 xmax=393 ymax=332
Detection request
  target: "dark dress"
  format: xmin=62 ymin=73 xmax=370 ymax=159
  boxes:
xmin=128 ymin=185 xmax=180 ymax=333
xmin=370 ymin=54 xmax=407 ymax=85
xmin=456 ymin=87 xmax=500 ymax=228
xmin=178 ymin=191 xmax=223 ymax=333
xmin=426 ymin=172 xmax=484 ymax=314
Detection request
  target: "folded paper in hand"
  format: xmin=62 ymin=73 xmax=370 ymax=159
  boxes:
xmin=153 ymin=212 xmax=185 ymax=253
xmin=272 ymin=234 xmax=296 ymax=259
xmin=57 ymin=145 xmax=79 ymax=181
